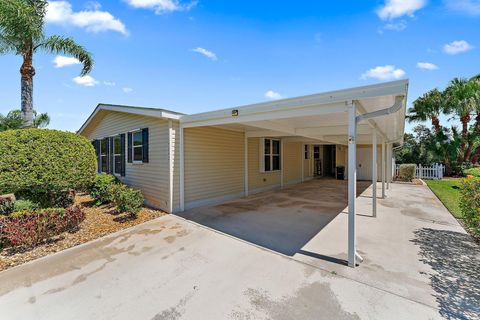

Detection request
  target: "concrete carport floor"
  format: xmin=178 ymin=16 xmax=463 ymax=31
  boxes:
xmin=178 ymin=179 xmax=480 ymax=319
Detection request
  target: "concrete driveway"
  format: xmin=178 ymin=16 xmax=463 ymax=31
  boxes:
xmin=0 ymin=181 xmax=478 ymax=319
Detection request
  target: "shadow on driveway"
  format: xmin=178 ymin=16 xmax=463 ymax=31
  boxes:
xmin=178 ymin=179 xmax=370 ymax=266
xmin=411 ymin=228 xmax=480 ymax=320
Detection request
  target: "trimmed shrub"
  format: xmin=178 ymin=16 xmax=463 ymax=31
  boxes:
xmin=89 ymin=174 xmax=120 ymax=205
xmin=459 ymin=178 xmax=480 ymax=235
xmin=0 ymin=129 xmax=97 ymax=197
xmin=0 ymin=194 xmax=15 ymax=216
xmin=0 ymin=206 xmax=85 ymax=248
xmin=399 ymin=164 xmax=416 ymax=182
xmin=21 ymin=189 xmax=76 ymax=209
xmin=13 ymin=199 xmax=38 ymax=212
xmin=464 ymin=167 xmax=480 ymax=178
xmin=111 ymin=184 xmax=144 ymax=215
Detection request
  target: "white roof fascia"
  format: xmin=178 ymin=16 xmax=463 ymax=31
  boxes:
xmin=78 ymin=104 xmax=181 ymax=134
xmin=181 ymin=80 xmax=408 ymax=127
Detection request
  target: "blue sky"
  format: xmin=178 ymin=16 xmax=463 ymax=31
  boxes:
xmin=0 ymin=0 xmax=479 ymax=132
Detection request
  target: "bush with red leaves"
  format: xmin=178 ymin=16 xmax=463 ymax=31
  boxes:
xmin=0 ymin=206 xmax=85 ymax=249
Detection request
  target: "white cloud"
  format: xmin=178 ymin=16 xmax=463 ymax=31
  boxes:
xmin=377 ymin=0 xmax=427 ymax=20
xmin=123 ymin=87 xmax=133 ymax=93
xmin=443 ymin=40 xmax=474 ymax=55
xmin=361 ymin=65 xmax=406 ymax=81
xmin=125 ymin=0 xmax=197 ymax=14
xmin=52 ymin=55 xmax=80 ymax=68
xmin=192 ymin=47 xmax=217 ymax=60
xmin=46 ymin=1 xmax=127 ymax=35
xmin=264 ymin=90 xmax=283 ymax=100
xmin=383 ymin=20 xmax=407 ymax=31
xmin=103 ymin=81 xmax=116 ymax=86
xmin=445 ymin=0 xmax=480 ymax=15
xmin=72 ymin=75 xmax=99 ymax=87
xmin=417 ymin=62 xmax=439 ymax=70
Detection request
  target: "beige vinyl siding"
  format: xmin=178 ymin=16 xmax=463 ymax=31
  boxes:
xmin=336 ymin=144 xmax=346 ymax=167
xmin=82 ymin=111 xmax=170 ymax=211
xmin=303 ymin=144 xmax=313 ymax=179
xmin=283 ymin=142 xmax=303 ymax=185
xmin=248 ymin=138 xmax=281 ymax=192
xmin=184 ymin=126 xmax=245 ymax=208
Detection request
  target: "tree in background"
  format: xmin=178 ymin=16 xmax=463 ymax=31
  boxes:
xmin=401 ymin=74 xmax=480 ymax=172
xmin=408 ymin=88 xmax=444 ymax=134
xmin=0 ymin=109 xmax=50 ymax=131
xmin=444 ymin=78 xmax=480 ymax=163
xmin=0 ymin=0 xmax=93 ymax=127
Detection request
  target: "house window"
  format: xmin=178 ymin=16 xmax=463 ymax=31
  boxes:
xmin=113 ymin=135 xmax=122 ymax=175
xmin=100 ymin=138 xmax=108 ymax=173
xmin=263 ymin=139 xmax=281 ymax=172
xmin=132 ymin=130 xmax=143 ymax=163
xmin=304 ymin=144 xmax=310 ymax=160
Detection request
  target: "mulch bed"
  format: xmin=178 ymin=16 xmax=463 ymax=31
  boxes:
xmin=0 ymin=193 xmax=166 ymax=271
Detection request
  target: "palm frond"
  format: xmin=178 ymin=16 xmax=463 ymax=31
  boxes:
xmin=0 ymin=0 xmax=45 ymax=54
xmin=36 ymin=35 xmax=94 ymax=75
xmin=32 ymin=111 xmax=50 ymax=128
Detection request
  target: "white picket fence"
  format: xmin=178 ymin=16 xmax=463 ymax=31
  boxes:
xmin=395 ymin=163 xmax=445 ymax=180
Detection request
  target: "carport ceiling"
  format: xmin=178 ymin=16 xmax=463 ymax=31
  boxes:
xmin=181 ymin=80 xmax=409 ymax=145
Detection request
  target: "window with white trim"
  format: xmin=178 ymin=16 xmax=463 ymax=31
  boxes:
xmin=304 ymin=144 xmax=310 ymax=160
xmin=100 ymin=138 xmax=108 ymax=173
xmin=263 ymin=138 xmax=281 ymax=172
xmin=113 ymin=135 xmax=122 ymax=175
xmin=132 ymin=130 xmax=143 ymax=162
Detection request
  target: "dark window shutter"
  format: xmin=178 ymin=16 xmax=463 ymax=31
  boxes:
xmin=120 ymin=133 xmax=126 ymax=176
xmin=93 ymin=140 xmax=101 ymax=173
xmin=142 ymin=128 xmax=149 ymax=163
xmin=108 ymin=137 xmax=114 ymax=174
xmin=127 ymin=132 xmax=133 ymax=163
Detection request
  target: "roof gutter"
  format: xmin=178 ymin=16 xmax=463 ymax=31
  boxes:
xmin=356 ymin=95 xmax=405 ymax=123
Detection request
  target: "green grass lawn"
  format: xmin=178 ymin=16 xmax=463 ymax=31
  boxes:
xmin=425 ymin=179 xmax=463 ymax=219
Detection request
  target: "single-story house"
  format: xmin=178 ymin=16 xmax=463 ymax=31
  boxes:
xmin=79 ymin=79 xmax=408 ymax=267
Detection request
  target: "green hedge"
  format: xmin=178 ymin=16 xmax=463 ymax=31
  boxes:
xmin=459 ymin=178 xmax=480 ymax=235
xmin=399 ymin=164 xmax=416 ymax=182
xmin=88 ymin=174 xmax=120 ymax=205
xmin=111 ymin=183 xmax=144 ymax=215
xmin=0 ymin=129 xmax=97 ymax=196
xmin=464 ymin=167 xmax=480 ymax=178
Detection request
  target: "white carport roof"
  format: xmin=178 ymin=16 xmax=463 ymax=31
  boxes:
xmin=180 ymin=80 xmax=409 ymax=145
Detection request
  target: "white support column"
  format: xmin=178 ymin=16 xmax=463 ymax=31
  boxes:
xmin=348 ymin=102 xmax=357 ymax=268
xmin=179 ymin=125 xmax=185 ymax=212
xmin=280 ymin=139 xmax=284 ymax=187
xmin=372 ymin=131 xmax=377 ymax=218
xmin=381 ymin=141 xmax=386 ymax=199
xmin=244 ymin=134 xmax=249 ymax=197
xmin=168 ymin=120 xmax=174 ymax=213
xmin=387 ymin=143 xmax=391 ymax=190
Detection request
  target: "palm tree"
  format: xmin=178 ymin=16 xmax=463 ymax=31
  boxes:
xmin=469 ymin=75 xmax=480 ymax=163
xmin=0 ymin=0 xmax=93 ymax=127
xmin=408 ymin=89 xmax=444 ymax=134
xmin=444 ymin=78 xmax=480 ymax=163
xmin=0 ymin=109 xmax=50 ymax=131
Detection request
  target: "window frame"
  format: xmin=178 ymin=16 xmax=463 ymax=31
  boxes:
xmin=131 ymin=129 xmax=144 ymax=164
xmin=113 ymin=135 xmax=122 ymax=176
xmin=262 ymin=138 xmax=281 ymax=172
xmin=100 ymin=138 xmax=109 ymax=173
xmin=304 ymin=144 xmax=310 ymax=160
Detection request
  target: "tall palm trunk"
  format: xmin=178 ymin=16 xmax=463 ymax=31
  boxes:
xmin=431 ymin=116 xmax=441 ymax=134
xmin=457 ymin=114 xmax=471 ymax=164
xmin=20 ymin=47 xmax=35 ymax=128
